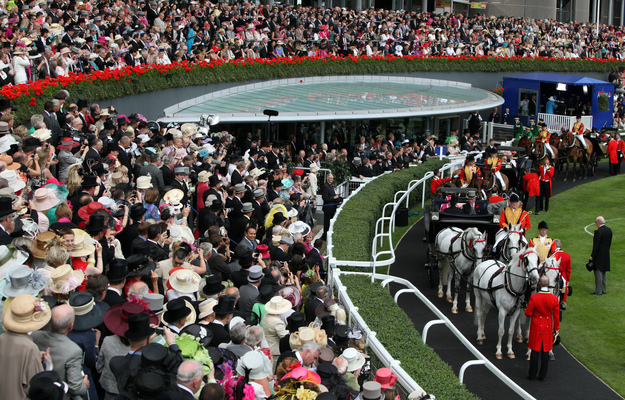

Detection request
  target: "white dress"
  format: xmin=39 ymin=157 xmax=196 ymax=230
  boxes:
xmin=12 ymin=55 xmax=30 ymax=84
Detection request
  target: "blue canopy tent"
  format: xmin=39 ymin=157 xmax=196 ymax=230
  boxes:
xmin=501 ymin=73 xmax=614 ymax=129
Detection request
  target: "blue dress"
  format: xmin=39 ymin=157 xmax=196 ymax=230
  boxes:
xmin=187 ymin=28 xmax=195 ymax=54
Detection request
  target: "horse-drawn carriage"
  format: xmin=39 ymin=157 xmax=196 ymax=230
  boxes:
xmin=423 ymin=187 xmax=501 ymax=291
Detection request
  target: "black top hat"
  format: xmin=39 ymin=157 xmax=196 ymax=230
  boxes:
xmin=239 ymin=252 xmax=255 ymax=268
xmin=272 ymin=179 xmax=283 ymax=189
xmin=287 ymin=311 xmax=306 ymax=332
xmin=273 ymin=212 xmax=287 ymax=225
xmin=509 ymin=193 xmax=520 ymax=202
xmin=107 ymin=258 xmax=129 ymax=282
xmin=103 ymin=120 xmax=116 ymax=130
xmin=124 ymin=312 xmax=156 ymax=340
xmin=259 ymin=285 xmax=276 ymax=304
xmin=126 ymin=254 xmax=156 ymax=276
xmin=466 ymin=154 xmax=475 ymax=162
xmin=213 ymin=295 xmax=236 ymax=315
xmin=85 ymin=214 xmax=107 ymax=234
xmin=82 ymin=175 xmax=99 ymax=188
xmin=321 ymin=315 xmax=336 ymax=336
xmin=132 ymin=240 xmax=158 ymax=260
xmin=163 ymin=298 xmax=192 ymax=324
xmin=488 ymin=147 xmax=498 ymax=154
xmin=209 ymin=200 xmax=224 ymax=211
xmin=309 ymin=281 xmax=323 ymax=295
xmin=133 ymin=371 xmax=167 ymax=397
xmin=538 ymin=221 xmax=549 ymax=230
xmin=202 ymin=275 xmax=225 ymax=296
xmin=23 ymin=136 xmax=42 ymax=152
xmin=91 ymin=162 xmax=106 ymax=176
xmin=76 ymin=99 xmax=89 ymax=109
xmin=334 ymin=325 xmax=349 ymax=346
xmin=209 ymin=174 xmax=221 ymax=187
xmin=140 ymin=343 xmax=170 ymax=368
xmin=576 ymin=115 xmax=582 ymax=119
xmin=0 ymin=98 xmax=17 ymax=112
xmin=69 ymin=292 xmax=106 ymax=331
xmin=28 ymin=371 xmax=67 ymax=400
xmin=0 ymin=197 xmax=14 ymax=218
xmin=130 ymin=203 xmax=147 ymax=221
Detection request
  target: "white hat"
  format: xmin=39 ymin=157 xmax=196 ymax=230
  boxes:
xmin=163 ymin=189 xmax=184 ymax=205
xmin=0 ymin=134 xmax=18 ymax=153
xmin=32 ymin=128 xmax=52 ymax=142
xmin=168 ymin=269 xmax=201 ymax=294
xmin=342 ymin=348 xmax=366 ymax=372
xmin=0 ymin=170 xmax=25 ymax=191
xmin=310 ymin=164 xmax=320 ymax=173
xmin=0 ymin=245 xmax=29 ymax=281
xmin=288 ymin=221 xmax=311 ymax=236
xmin=136 ymin=176 xmax=153 ymax=190
xmin=236 ymin=351 xmax=272 ymax=380
xmin=198 ymin=298 xmax=217 ymax=319
xmin=264 ymin=296 xmax=292 ymax=315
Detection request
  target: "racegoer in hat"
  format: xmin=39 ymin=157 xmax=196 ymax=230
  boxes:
xmin=485 ymin=147 xmax=506 ymax=190
xmin=459 ymin=155 xmax=480 ymax=188
xmin=493 ymin=192 xmax=531 ymax=252
xmin=572 ymin=115 xmax=587 ymax=150
xmin=529 ymin=221 xmax=555 ymax=263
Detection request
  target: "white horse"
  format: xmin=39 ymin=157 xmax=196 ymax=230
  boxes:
xmin=473 ymin=248 xmax=541 ymax=359
xmin=516 ymin=256 xmax=562 ymax=359
xmin=435 ymin=227 xmax=488 ymax=314
xmin=495 ymin=224 xmax=528 ymax=263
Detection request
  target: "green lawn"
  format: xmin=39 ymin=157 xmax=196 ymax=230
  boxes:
xmin=525 ymin=174 xmax=625 ymax=396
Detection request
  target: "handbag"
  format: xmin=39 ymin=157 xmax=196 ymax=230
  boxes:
xmin=585 ymin=259 xmax=595 ymax=272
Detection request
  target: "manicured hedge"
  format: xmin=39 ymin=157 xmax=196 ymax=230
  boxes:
xmin=331 ymin=158 xmax=447 ymax=262
xmin=7 ymin=54 xmax=623 ymax=124
xmin=341 ymin=274 xmax=477 ymax=399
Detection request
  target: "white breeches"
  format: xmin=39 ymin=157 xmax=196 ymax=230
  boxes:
xmin=495 ymin=171 xmax=506 ymax=189
xmin=575 ymin=134 xmax=586 ymax=148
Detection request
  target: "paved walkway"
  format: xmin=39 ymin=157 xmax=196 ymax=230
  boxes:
xmin=387 ymin=161 xmax=624 ymax=400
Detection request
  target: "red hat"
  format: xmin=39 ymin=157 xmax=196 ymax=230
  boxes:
xmin=373 ymin=368 xmax=398 ymax=389
xmin=103 ymin=302 xmax=159 ymax=337
xmin=255 ymin=244 xmax=271 ymax=259
xmin=78 ymin=202 xmax=105 ymax=221
xmin=58 ymin=137 xmax=80 ymax=150
xmin=291 ymin=169 xmax=304 ymax=177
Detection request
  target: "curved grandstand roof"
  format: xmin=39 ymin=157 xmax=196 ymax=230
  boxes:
xmin=160 ymin=75 xmax=503 ymax=123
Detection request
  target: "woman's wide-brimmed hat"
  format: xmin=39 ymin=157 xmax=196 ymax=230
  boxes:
xmin=136 ymin=176 xmax=152 ymax=190
xmin=236 ymin=351 xmax=272 ymax=380
xmin=3 ymin=294 xmax=51 ymax=333
xmin=168 ymin=268 xmax=201 ymax=294
xmin=49 ymin=264 xmax=84 ymax=294
xmin=32 ymin=128 xmax=52 ymax=142
xmin=32 ymin=188 xmax=61 ymax=211
xmin=163 ymin=189 xmax=184 ymax=205
xmin=103 ymin=301 xmax=159 ymax=337
xmin=58 ymin=137 xmax=80 ymax=150
xmin=288 ymin=221 xmax=311 ymax=236
xmin=69 ymin=230 xmax=95 ymax=258
xmin=0 ymin=265 xmax=47 ymax=298
xmin=289 ymin=323 xmax=328 ymax=351
xmin=342 ymin=348 xmax=366 ymax=372
xmin=0 ymin=170 xmax=26 ymax=191
xmin=69 ymin=291 xmax=108 ymax=331
xmin=198 ymin=298 xmax=217 ymax=319
xmin=32 ymin=231 xmax=59 ymax=259
xmin=0 ymin=245 xmax=30 ymax=281
xmin=126 ymin=254 xmax=156 ymax=277
xmin=264 ymin=295 xmax=292 ymax=315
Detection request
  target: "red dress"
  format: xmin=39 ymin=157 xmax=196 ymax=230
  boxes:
xmin=525 ymin=291 xmax=560 ymax=352
xmin=72 ymin=257 xmax=89 ymax=292
xmin=197 ymin=182 xmax=209 ymax=210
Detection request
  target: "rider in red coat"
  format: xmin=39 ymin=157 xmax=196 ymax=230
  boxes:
xmin=525 ymin=275 xmax=560 ymax=381
xmin=430 ymin=169 xmax=452 ymax=196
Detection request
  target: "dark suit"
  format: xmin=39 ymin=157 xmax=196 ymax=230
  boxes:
xmin=231 ymin=169 xmax=243 ymax=186
xmin=321 ymin=182 xmax=339 ymax=240
xmin=591 ymin=224 xmax=612 ymax=294
xmin=306 ymin=247 xmax=323 ymax=269
xmin=462 ymin=202 xmax=486 ymax=215
xmin=0 ymin=229 xmax=12 ymax=245
xmin=103 ymin=288 xmax=126 ymax=307
xmin=174 ymin=385 xmax=197 ymax=400
xmin=207 ymin=322 xmax=230 ymax=347
xmin=83 ymin=147 xmax=101 ymax=169
xmin=305 ymin=297 xmax=323 ymax=324
xmin=170 ymin=179 xmax=189 ymax=205
xmin=443 ymin=205 xmax=463 ymax=215
xmin=161 ymin=165 xmax=175 ymax=187
xmin=118 ymin=221 xmax=140 ymax=257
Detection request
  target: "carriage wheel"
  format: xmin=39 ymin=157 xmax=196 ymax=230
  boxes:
xmin=590 ymin=153 xmax=598 ymax=176
xmin=425 ymin=248 xmax=437 ymax=289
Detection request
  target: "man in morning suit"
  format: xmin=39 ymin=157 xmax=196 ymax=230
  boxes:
xmin=590 ymin=216 xmax=612 ymax=295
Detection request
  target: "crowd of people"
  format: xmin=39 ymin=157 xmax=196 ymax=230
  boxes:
xmin=3 ymin=1 xmax=625 ymax=84
xmin=0 ymin=81 xmax=437 ymax=400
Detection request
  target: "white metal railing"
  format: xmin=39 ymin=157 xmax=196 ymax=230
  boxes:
xmin=539 ymin=113 xmax=593 ymax=132
xmin=326 ymin=152 xmax=537 ymax=400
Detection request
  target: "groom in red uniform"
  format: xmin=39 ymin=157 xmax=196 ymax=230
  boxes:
xmin=525 ymin=275 xmax=560 ymax=381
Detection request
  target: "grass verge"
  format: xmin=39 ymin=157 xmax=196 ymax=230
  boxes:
xmin=341 ymin=274 xmax=477 ymax=399
xmin=525 ymin=174 xmax=625 ymax=397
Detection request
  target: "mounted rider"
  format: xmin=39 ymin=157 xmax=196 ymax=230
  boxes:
xmin=572 ymin=115 xmax=588 ymax=161
xmin=529 ymin=220 xmax=555 ymax=263
xmin=528 ymin=117 xmax=539 ymax=138
xmin=460 ymin=155 xmax=480 ymax=188
xmin=485 ymin=148 xmax=506 ymax=190
xmin=430 ymin=169 xmax=452 ymax=196
xmin=493 ymin=193 xmax=531 ymax=252
xmin=538 ymin=122 xmax=555 ymax=159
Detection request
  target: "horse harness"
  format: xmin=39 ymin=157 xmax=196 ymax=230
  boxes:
xmin=475 ymin=250 xmax=536 ymax=315
xmin=441 ymin=228 xmax=485 ymax=274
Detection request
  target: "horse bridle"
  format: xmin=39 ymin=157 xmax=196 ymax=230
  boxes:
xmin=540 ymin=261 xmax=562 ymax=295
xmin=503 ymin=230 xmax=523 ymax=260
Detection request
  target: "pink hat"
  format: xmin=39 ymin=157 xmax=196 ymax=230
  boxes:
xmin=281 ymin=367 xmax=321 ymax=384
xmin=373 ymin=368 xmax=398 ymax=389
xmin=97 ymin=37 xmax=107 ymax=43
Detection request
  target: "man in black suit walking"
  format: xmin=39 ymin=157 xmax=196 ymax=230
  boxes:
xmin=321 ymin=174 xmax=341 ymax=241
xmin=590 ymin=216 xmax=612 ymax=295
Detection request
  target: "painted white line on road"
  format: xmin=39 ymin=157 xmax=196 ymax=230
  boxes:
xmin=584 ymin=218 xmax=625 ymax=236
